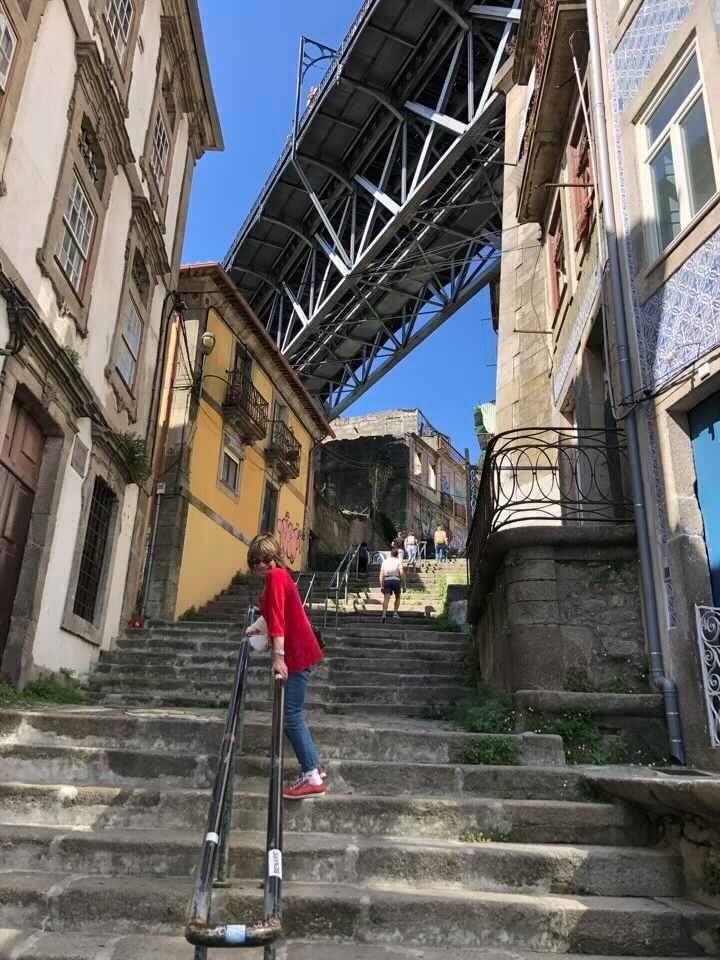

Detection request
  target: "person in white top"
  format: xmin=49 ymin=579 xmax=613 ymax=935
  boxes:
xmin=380 ymin=547 xmax=406 ymax=623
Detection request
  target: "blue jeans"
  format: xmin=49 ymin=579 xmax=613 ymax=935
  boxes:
xmin=284 ymin=669 xmax=320 ymax=774
xmin=435 ymin=544 xmax=446 ymax=561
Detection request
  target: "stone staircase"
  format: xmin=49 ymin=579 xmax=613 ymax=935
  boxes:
xmin=0 ymin=611 xmax=718 ymax=958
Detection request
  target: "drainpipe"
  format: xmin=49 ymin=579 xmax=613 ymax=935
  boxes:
xmin=585 ymin=0 xmax=685 ymax=763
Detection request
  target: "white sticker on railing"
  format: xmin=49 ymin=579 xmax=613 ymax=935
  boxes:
xmin=224 ymin=924 xmax=247 ymax=945
xmin=268 ymin=848 xmax=283 ymax=878
xmin=205 ymin=832 xmax=219 ymax=845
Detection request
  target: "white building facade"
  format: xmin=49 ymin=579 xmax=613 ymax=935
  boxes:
xmin=0 ymin=0 xmax=221 ymax=684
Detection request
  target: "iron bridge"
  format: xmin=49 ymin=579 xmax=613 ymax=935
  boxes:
xmin=224 ymin=0 xmax=519 ymax=417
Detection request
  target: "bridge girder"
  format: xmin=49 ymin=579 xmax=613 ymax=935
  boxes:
xmin=225 ymin=0 xmax=519 ymax=417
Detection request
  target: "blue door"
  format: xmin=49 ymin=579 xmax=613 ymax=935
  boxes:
xmin=689 ymin=392 xmax=720 ymax=605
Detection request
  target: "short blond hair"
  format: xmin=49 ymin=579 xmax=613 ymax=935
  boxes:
xmin=247 ymin=533 xmax=284 ymax=569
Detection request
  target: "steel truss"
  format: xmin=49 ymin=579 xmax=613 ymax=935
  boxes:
xmin=225 ymin=0 xmax=519 ymax=417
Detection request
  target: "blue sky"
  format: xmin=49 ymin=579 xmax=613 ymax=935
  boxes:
xmin=184 ymin=1 xmax=498 ymax=458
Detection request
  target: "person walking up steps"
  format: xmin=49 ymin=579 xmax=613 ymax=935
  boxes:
xmin=246 ymin=534 xmax=326 ymax=800
xmin=434 ymin=524 xmax=448 ymax=563
xmin=380 ymin=546 xmax=406 ymax=622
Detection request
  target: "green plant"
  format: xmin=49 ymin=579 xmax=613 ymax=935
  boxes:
xmin=563 ymin=670 xmax=595 ymax=693
xmin=461 ymin=737 xmax=519 ymax=766
xmin=455 ymin=688 xmax=515 ymax=734
xmin=704 ymin=850 xmax=720 ymax=896
xmin=530 ymin=710 xmax=629 ymax=765
xmin=179 ymin=606 xmax=201 ymax=621
xmin=62 ymin=345 xmax=80 ymax=368
xmin=563 ymin=669 xmax=639 ymax=695
xmin=459 ymin=828 xmax=511 ymax=843
xmin=0 ymin=673 xmax=87 ymax=707
xmin=115 ymin=432 xmax=151 ymax=485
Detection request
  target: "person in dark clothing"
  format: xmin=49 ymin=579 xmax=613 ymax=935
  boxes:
xmin=357 ymin=541 xmax=369 ymax=575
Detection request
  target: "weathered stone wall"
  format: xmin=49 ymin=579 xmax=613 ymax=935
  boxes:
xmin=311 ymin=492 xmax=372 ymax=565
xmin=473 ymin=537 xmax=645 ymax=692
xmin=315 ymin=437 xmax=409 ymax=534
xmin=331 ymin=410 xmax=420 ymax=441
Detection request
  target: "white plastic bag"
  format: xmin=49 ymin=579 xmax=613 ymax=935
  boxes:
xmin=246 ymin=615 xmax=269 ymax=652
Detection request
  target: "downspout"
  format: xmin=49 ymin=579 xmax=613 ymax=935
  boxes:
xmin=584 ymin=0 xmax=685 ymax=763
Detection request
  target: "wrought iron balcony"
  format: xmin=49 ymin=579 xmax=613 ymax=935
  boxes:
xmin=440 ymin=491 xmax=454 ymax=514
xmin=223 ymin=374 xmax=269 ymax=443
xmin=454 ymin=501 xmax=467 ymax=523
xmin=467 ymin=427 xmax=634 ymax=576
xmin=266 ymin=419 xmax=301 ymax=481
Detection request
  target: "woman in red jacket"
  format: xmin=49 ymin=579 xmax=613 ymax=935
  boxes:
xmin=247 ymin=534 xmax=326 ymax=800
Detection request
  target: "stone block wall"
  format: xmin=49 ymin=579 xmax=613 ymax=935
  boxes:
xmin=471 ymin=533 xmax=645 ymax=693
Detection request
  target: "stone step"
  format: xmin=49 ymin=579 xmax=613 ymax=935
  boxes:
xmin=93 ymin=679 xmax=468 ymax=707
xmin=0 ymin=873 xmax=715 ymax=954
xmin=116 ymin=629 xmax=465 ymax=652
xmin=0 ymin=746 xmax=570 ymax=792
xmin=91 ymin=664 xmax=462 ymax=687
xmin=1 ymin=937 xmax=703 ymax=960
xmin=97 ymin=652 xmax=461 ymax=675
xmin=0 ymin=824 xmax=683 ymax=897
xmin=0 ymin=783 xmax=644 ymax=844
xmin=0 ymin=708 xmax=562 ymax=766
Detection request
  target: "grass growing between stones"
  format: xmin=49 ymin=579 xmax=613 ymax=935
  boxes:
xmin=461 ymin=737 xmax=519 ymax=766
xmin=0 ymin=676 xmax=88 ymax=708
xmin=455 ymin=688 xmax=515 ymax=734
xmin=563 ymin=669 xmax=646 ymax=695
xmin=704 ymin=850 xmax=720 ymax=895
xmin=459 ymin=828 xmax=512 ymax=843
xmin=528 ymin=710 xmax=630 ymax=765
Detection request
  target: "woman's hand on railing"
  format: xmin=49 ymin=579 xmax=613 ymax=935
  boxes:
xmin=272 ymin=655 xmax=288 ymax=681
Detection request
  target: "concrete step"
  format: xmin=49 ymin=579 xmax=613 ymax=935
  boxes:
xmin=0 ymin=824 xmax=684 ymax=896
xmin=0 ymin=873 xmax=715 ymax=953
xmin=1 ymin=937 xmax=705 ymax=960
xmin=0 ymin=782 xmax=645 ymax=844
xmin=0 ymin=744 xmax=571 ymax=792
xmin=0 ymin=708 xmax=562 ymax=766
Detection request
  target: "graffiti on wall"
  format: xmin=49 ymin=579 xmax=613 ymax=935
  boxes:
xmin=277 ymin=512 xmax=305 ymax=564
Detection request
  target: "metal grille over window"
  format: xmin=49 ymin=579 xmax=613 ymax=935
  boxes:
xmin=0 ymin=7 xmax=16 ymax=90
xmin=117 ymin=299 xmax=142 ymax=387
xmin=105 ymin=0 xmax=134 ymax=63
xmin=150 ymin=113 xmax=170 ymax=189
xmin=58 ymin=177 xmax=95 ymax=291
xmin=73 ymin=477 xmax=116 ymax=623
xmin=694 ymin=606 xmax=720 ymax=747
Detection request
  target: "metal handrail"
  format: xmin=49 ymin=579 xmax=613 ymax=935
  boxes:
xmin=185 ymin=610 xmax=286 ymax=954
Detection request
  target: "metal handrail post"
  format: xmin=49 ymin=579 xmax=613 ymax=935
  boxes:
xmin=263 ymin=676 xmax=286 ymax=923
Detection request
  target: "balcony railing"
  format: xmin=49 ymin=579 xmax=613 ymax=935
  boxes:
xmin=267 ymin=419 xmax=301 ymax=480
xmin=455 ymin=501 xmax=467 ymax=523
xmin=440 ymin=491 xmax=454 ymax=514
xmin=223 ymin=374 xmax=269 ymax=442
xmin=467 ymin=427 xmax=634 ymax=576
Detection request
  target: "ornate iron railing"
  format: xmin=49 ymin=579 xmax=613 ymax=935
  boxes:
xmin=694 ymin=606 xmax=720 ymax=747
xmin=224 ymin=374 xmax=269 ymax=437
xmin=467 ymin=427 xmax=633 ymax=574
xmin=270 ymin=419 xmax=301 ymax=465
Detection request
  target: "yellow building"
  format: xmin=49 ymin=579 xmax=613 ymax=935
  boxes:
xmin=145 ymin=263 xmax=332 ymax=620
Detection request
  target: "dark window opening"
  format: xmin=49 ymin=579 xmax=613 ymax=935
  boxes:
xmin=261 ymin=481 xmax=279 ymax=534
xmin=73 ymin=477 xmax=116 ymax=623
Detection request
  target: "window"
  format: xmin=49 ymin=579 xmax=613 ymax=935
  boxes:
xmin=548 ymin=204 xmax=567 ymax=311
xmin=0 ymin=6 xmax=16 ymax=91
xmin=429 ymin=462 xmax=437 ymax=491
xmin=105 ymin=0 xmax=133 ymax=64
xmin=413 ymin=451 xmax=422 ymax=476
xmin=150 ymin=112 xmax=170 ymax=189
xmin=220 ymin=448 xmax=240 ymax=494
xmin=569 ymin=124 xmax=594 ymax=244
xmin=642 ymin=51 xmax=717 ymax=254
xmin=73 ymin=477 xmax=116 ymax=623
xmin=231 ymin=342 xmax=253 ymax=392
xmin=261 ymin=481 xmax=279 ymax=534
xmin=58 ymin=176 xmax=95 ymax=292
xmin=116 ymin=297 xmax=142 ymax=388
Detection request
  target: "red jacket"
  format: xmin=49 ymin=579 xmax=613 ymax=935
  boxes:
xmin=259 ymin=566 xmax=324 ymax=674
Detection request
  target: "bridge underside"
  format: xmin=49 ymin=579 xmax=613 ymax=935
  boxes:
xmin=225 ymin=0 xmax=518 ymax=417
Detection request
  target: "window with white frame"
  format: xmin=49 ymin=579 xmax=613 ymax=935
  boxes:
xmin=105 ymin=0 xmax=134 ymax=64
xmin=149 ymin=112 xmax=170 ymax=189
xmin=58 ymin=176 xmax=95 ymax=292
xmin=0 ymin=6 xmax=17 ymax=91
xmin=641 ymin=50 xmax=717 ymax=255
xmin=116 ymin=297 xmax=142 ymax=388
xmin=220 ymin=448 xmax=241 ymax=494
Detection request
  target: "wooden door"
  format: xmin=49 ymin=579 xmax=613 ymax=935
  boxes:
xmin=0 ymin=401 xmax=45 ymax=656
